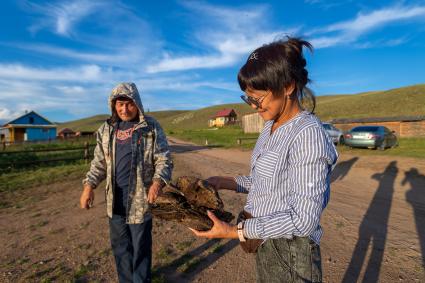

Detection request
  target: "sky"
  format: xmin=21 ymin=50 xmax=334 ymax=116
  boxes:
xmin=0 ymin=0 xmax=425 ymax=123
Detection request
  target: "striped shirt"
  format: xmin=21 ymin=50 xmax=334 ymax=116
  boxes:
xmin=235 ymin=111 xmax=338 ymax=244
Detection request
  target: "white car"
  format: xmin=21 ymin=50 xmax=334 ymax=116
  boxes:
xmin=322 ymin=122 xmax=344 ymax=145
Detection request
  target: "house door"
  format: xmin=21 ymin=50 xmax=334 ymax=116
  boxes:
xmin=14 ymin=128 xmax=26 ymax=142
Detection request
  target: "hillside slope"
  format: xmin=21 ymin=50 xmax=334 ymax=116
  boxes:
xmin=316 ymin=84 xmax=425 ymax=121
xmin=60 ymin=84 xmax=425 ymax=131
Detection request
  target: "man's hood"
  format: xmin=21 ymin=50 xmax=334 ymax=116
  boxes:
xmin=109 ymin=82 xmax=145 ymax=122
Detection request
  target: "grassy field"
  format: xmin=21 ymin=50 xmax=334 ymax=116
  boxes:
xmin=0 ymin=162 xmax=89 ymax=194
xmin=2 ymin=83 xmax=422 ymax=187
xmin=167 ymin=126 xmax=259 ymax=149
xmin=2 ymin=137 xmax=95 ymax=151
xmin=0 ymin=138 xmax=96 ymax=173
xmin=337 ymin=137 xmax=425 ymax=159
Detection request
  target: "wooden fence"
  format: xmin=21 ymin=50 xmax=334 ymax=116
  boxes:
xmin=1 ymin=135 xmax=95 ymax=150
xmin=0 ymin=142 xmax=95 ymax=172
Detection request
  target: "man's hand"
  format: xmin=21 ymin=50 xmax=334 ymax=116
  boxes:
xmin=189 ymin=210 xmax=238 ymax=239
xmin=147 ymin=180 xmax=163 ymax=204
xmin=80 ymin=185 xmax=94 ymax=209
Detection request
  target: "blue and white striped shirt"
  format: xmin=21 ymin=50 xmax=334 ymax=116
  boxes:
xmin=235 ymin=111 xmax=338 ymax=244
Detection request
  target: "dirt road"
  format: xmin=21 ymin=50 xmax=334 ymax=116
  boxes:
xmin=1 ymin=138 xmax=424 ymax=282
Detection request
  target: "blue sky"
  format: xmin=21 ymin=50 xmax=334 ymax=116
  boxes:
xmin=0 ymin=0 xmax=425 ymax=122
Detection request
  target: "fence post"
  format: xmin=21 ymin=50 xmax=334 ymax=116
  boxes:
xmin=205 ymin=139 xmax=209 ymax=146
xmin=2 ymin=141 xmax=5 ymax=151
xmin=84 ymin=142 xmax=89 ymax=163
xmin=237 ymin=138 xmax=241 ymax=145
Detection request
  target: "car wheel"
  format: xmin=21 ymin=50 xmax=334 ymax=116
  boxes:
xmin=338 ymin=136 xmax=344 ymax=145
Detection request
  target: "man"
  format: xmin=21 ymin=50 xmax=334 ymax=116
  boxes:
xmin=79 ymin=82 xmax=173 ymax=283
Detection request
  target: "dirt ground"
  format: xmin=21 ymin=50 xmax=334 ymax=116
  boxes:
xmin=1 ymin=137 xmax=424 ymax=282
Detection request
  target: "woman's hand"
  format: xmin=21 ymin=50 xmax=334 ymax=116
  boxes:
xmin=206 ymin=176 xmax=237 ymax=191
xmin=188 ymin=210 xmax=238 ymax=239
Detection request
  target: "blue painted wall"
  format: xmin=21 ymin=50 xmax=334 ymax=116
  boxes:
xmin=26 ymin=128 xmax=57 ymax=141
xmin=10 ymin=112 xmax=52 ymax=125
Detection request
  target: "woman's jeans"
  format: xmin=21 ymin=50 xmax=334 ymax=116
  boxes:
xmin=256 ymin=236 xmax=322 ymax=283
xmin=109 ymin=215 xmax=152 ymax=283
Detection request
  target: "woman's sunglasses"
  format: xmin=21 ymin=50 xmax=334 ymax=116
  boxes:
xmin=240 ymin=92 xmax=270 ymax=109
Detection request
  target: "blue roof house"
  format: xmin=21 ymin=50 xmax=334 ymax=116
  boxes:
xmin=0 ymin=111 xmax=57 ymax=143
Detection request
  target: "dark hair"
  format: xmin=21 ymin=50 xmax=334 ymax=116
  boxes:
xmin=237 ymin=36 xmax=315 ymax=113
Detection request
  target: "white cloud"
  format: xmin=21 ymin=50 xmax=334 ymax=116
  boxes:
xmin=308 ymin=4 xmax=425 ymax=48
xmin=0 ymin=108 xmax=25 ymax=121
xmin=0 ymin=64 xmax=107 ymax=82
xmin=55 ymin=85 xmax=85 ymax=95
xmin=325 ymin=5 xmax=425 ymax=34
xmin=26 ymin=0 xmax=103 ymax=36
xmin=146 ymin=3 xmax=298 ymax=73
xmin=137 ymin=76 xmax=238 ymax=92
xmin=11 ymin=44 xmax=134 ymax=65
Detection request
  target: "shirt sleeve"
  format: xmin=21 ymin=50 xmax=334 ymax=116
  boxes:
xmin=234 ymin=175 xmax=252 ymax=193
xmin=243 ymin=126 xmax=338 ymax=239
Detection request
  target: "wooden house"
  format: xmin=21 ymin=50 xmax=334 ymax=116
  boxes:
xmin=0 ymin=111 xmax=57 ymax=143
xmin=58 ymin=128 xmax=76 ymax=138
xmin=208 ymin=109 xmax=237 ymax=127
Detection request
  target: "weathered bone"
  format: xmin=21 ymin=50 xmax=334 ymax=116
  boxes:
xmin=151 ymin=176 xmax=234 ymax=231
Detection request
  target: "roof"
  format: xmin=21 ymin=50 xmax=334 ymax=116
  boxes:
xmin=213 ymin=109 xmax=237 ymax=118
xmin=2 ymin=110 xmax=55 ymax=127
xmin=330 ymin=115 xmax=425 ymax=124
xmin=58 ymin=128 xmax=75 ymax=134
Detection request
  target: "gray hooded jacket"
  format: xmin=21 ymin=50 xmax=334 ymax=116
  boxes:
xmin=83 ymin=83 xmax=173 ymax=223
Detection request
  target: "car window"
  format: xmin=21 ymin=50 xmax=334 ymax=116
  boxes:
xmin=351 ymin=126 xmax=380 ymax=132
xmin=323 ymin=124 xmax=331 ymax=130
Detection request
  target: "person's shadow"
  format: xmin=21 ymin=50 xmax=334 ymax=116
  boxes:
xmin=403 ymin=168 xmax=425 ymax=267
xmin=342 ymin=161 xmax=398 ymax=283
xmin=331 ymin=157 xmax=359 ymax=182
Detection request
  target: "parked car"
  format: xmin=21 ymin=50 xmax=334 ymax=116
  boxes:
xmin=322 ymin=122 xmax=344 ymax=145
xmin=344 ymin=125 xmax=398 ymax=150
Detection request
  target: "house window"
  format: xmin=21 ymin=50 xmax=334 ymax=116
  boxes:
xmin=29 ymin=117 xmax=34 ymax=124
xmin=42 ymin=128 xmax=48 ymax=133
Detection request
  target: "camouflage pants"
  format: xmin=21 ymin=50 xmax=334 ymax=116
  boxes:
xmin=256 ymin=236 xmax=322 ymax=283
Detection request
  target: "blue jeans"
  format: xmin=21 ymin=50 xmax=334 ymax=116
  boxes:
xmin=256 ymin=237 xmax=322 ymax=283
xmin=109 ymin=215 xmax=152 ymax=283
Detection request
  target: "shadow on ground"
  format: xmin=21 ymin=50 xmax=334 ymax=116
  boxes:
xmin=153 ymin=238 xmax=239 ymax=282
xmin=342 ymin=161 xmax=398 ymax=283
xmin=403 ymin=168 xmax=425 ymax=268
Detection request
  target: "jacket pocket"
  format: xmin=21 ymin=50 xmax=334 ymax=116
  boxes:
xmin=254 ymin=151 xmax=280 ymax=178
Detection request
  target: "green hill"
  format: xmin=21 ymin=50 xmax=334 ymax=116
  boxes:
xmin=58 ymin=114 xmax=109 ymax=132
xmin=58 ymin=111 xmax=189 ymax=132
xmin=60 ymin=84 xmax=425 ymax=132
xmin=316 ymin=84 xmax=425 ymax=121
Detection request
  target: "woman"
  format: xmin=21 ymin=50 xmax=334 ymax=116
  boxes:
xmin=189 ymin=37 xmax=338 ymax=282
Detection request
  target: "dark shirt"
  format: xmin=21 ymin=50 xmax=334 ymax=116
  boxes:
xmin=114 ymin=120 xmax=138 ymax=215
